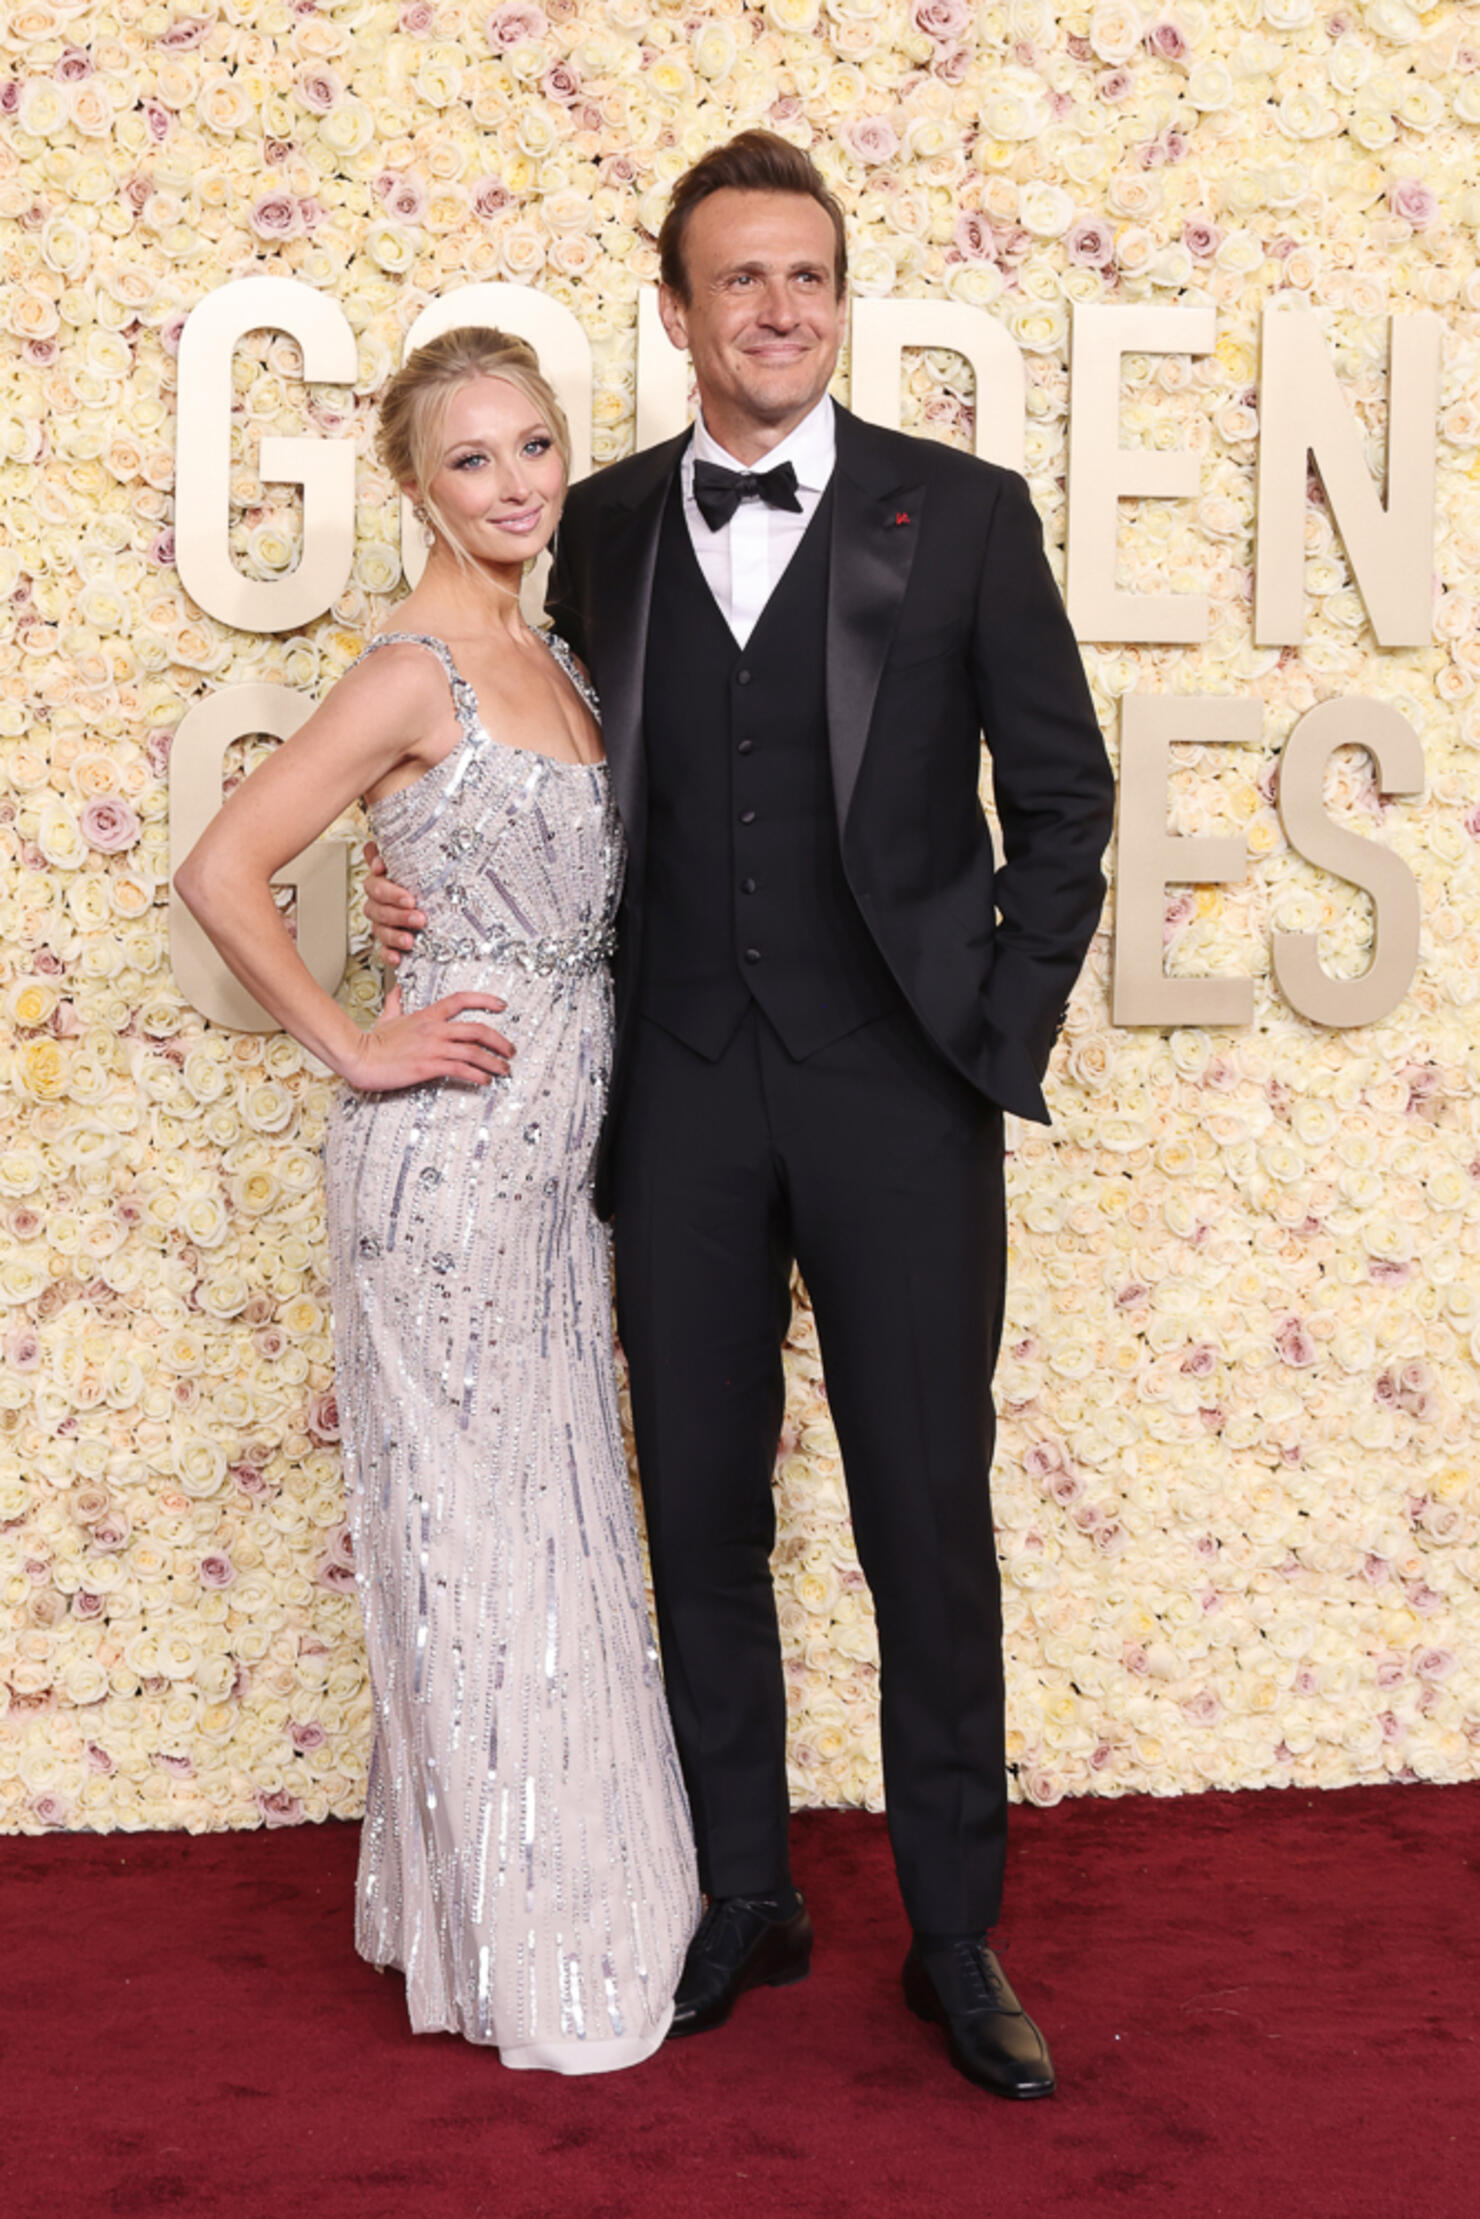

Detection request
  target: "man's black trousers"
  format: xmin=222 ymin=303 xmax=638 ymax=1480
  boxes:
xmin=611 ymin=1004 xmax=1009 ymax=1937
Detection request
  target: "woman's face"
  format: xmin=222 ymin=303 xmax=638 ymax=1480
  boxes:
xmin=422 ymin=375 xmax=566 ymax=566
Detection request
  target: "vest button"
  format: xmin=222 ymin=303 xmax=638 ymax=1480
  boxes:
xmin=744 ymin=947 xmax=761 ymax=964
xmin=739 ymin=809 xmax=756 ymax=825
xmin=736 ymin=669 xmax=752 ymax=686
xmin=741 ymin=877 xmax=756 ymax=894
xmin=736 ymin=738 xmax=754 ymax=755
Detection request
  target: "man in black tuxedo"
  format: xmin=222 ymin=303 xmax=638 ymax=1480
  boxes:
xmin=369 ymin=132 xmax=1114 ymax=2098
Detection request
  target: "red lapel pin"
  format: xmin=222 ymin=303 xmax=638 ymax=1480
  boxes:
xmin=890 ymin=510 xmax=911 ymax=527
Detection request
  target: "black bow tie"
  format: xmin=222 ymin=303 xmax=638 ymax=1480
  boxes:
xmin=691 ymin=457 xmax=803 ymax=533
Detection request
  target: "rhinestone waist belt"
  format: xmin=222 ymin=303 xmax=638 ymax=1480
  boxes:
xmin=414 ymin=918 xmax=618 ymax=976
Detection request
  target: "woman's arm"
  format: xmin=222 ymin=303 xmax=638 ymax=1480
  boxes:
xmin=175 ymin=654 xmax=513 ymax=1090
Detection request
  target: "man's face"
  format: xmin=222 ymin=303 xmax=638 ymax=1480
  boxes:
xmin=658 ymin=189 xmax=845 ymax=445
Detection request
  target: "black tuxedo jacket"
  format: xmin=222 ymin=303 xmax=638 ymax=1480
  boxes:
xmin=547 ymin=403 xmax=1114 ymax=1139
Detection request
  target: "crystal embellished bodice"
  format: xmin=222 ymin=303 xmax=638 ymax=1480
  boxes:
xmin=320 ymin=628 xmax=696 ymax=2068
xmin=360 ymin=629 xmax=623 ymax=1000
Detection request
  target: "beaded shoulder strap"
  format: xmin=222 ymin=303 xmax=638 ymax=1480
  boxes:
xmin=353 ymin=631 xmax=484 ymax=738
xmin=541 ymin=629 xmax=601 ymax=720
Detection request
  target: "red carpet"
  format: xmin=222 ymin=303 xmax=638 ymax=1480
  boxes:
xmin=5 ymin=1784 xmax=1477 ymax=2219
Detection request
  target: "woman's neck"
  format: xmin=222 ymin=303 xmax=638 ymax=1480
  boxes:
xmin=411 ymin=551 xmax=530 ymax=639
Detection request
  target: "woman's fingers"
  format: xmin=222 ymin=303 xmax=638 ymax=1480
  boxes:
xmin=383 ymin=983 xmax=403 ymax=1022
xmin=366 ymin=879 xmax=424 ymax=922
xmin=442 ymin=1024 xmax=515 ymax=1058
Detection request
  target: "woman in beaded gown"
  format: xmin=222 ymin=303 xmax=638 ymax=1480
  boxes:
xmin=176 ymin=331 xmax=698 ymax=2072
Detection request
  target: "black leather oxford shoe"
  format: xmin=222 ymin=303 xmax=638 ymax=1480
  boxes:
xmin=903 ymin=1939 xmax=1056 ymax=2099
xmin=668 ymin=1895 xmax=814 ymax=2038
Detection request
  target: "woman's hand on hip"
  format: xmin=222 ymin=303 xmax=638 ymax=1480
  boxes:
xmin=342 ymin=986 xmax=515 ymax=1091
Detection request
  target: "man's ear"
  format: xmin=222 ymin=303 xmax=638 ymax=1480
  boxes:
xmin=656 ymin=284 xmax=689 ymax=352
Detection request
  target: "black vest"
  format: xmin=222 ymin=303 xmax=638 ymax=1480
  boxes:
xmin=638 ymin=480 xmax=901 ymax=1060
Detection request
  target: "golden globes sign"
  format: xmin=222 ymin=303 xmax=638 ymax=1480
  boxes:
xmin=168 ymin=278 xmax=1441 ymax=1038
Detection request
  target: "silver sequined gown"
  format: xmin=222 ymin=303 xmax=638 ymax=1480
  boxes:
xmin=323 ymin=631 xmax=698 ymax=2072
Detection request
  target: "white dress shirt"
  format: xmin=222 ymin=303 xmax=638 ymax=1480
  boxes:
xmin=680 ymin=394 xmax=837 ymax=648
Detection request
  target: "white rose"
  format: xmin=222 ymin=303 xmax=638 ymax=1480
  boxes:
xmin=1019 ymin=182 xmax=1075 ymax=240
xmin=1089 ymin=3 xmax=1144 ymax=65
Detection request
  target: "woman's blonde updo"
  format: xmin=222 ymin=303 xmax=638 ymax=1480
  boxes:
xmin=375 ymin=327 xmax=573 ymax=566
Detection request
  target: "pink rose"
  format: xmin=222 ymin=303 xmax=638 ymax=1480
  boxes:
xmin=1183 ymin=217 xmax=1222 ymax=259
xmin=912 ymin=0 xmax=970 ymax=40
xmin=79 ymin=796 xmax=141 ymax=852
xmin=471 ymin=174 xmax=510 ymax=219
xmin=290 ymin=1721 xmax=328 ymax=1753
xmin=32 ymin=1793 xmax=70 ymax=1828
xmin=846 ymin=115 xmax=899 ymax=166
xmin=155 ymin=1752 xmax=195 ymax=1779
xmin=1180 ymin=1344 xmax=1217 ymax=1377
xmin=1275 ymin=1317 xmax=1317 ymax=1368
xmin=148 ymin=528 xmax=175 ymax=566
xmin=55 ymin=47 xmax=92 ymax=82
xmin=306 ymin=1389 xmax=341 ymax=1444
xmin=1098 ymin=69 xmax=1133 ymax=101
xmin=377 ymin=172 xmax=427 ymax=222
xmin=934 ymin=45 xmax=971 ymax=85
xmin=1145 ymin=23 xmax=1187 ymax=61
xmin=258 ymin=1788 xmax=306 ymax=1828
xmin=296 ymin=68 xmax=342 ymax=114
xmin=1390 ymin=179 xmax=1438 ymax=230
xmin=1067 ymin=219 xmax=1115 ymax=268
xmin=199 ymin=1553 xmax=237 ymax=1589
xmin=86 ymin=1743 xmax=116 ymax=1774
xmin=543 ymin=60 xmax=580 ymax=103
xmin=143 ymin=98 xmax=171 ymax=139
xmin=399 ymin=1 xmax=436 ymax=29
xmin=73 ymin=1591 xmax=106 ymax=1621
xmin=1368 ymin=1258 xmax=1412 ymax=1286
xmin=953 ymin=211 xmax=995 ymax=260
xmin=158 ymin=17 xmax=211 ymax=48
xmin=7 ymin=1328 xmax=42 ymax=1369
xmin=486 ymin=3 xmax=547 ymax=47
xmin=250 ymin=191 xmax=303 ymax=242
xmin=0 ymin=83 xmax=18 ymax=115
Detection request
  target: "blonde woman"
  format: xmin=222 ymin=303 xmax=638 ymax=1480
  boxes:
xmin=177 ymin=329 xmax=698 ymax=2071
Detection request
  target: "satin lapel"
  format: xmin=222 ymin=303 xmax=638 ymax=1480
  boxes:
xmin=826 ymin=417 xmax=926 ymax=835
xmin=590 ymin=435 xmax=688 ymax=866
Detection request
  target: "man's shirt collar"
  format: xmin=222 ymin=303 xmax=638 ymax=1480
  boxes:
xmin=688 ymin=393 xmax=835 ymax=493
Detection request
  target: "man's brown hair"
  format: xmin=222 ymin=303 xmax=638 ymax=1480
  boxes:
xmin=657 ymin=130 xmax=849 ymax=301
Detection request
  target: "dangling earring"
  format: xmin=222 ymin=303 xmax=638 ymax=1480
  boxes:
xmin=412 ymin=502 xmax=435 ymax=549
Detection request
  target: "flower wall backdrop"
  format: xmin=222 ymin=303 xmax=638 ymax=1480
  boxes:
xmin=2 ymin=0 xmax=1478 ymax=1833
